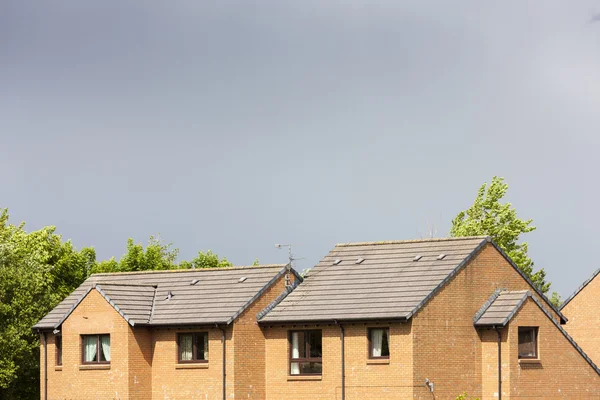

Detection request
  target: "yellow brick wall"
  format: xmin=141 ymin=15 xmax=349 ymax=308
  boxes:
xmin=46 ymin=289 xmax=132 ymax=400
xmin=128 ymin=327 xmax=152 ymax=399
xmin=561 ymin=274 xmax=600 ymax=366
xmin=264 ymin=322 xmax=413 ymax=400
xmin=411 ymin=243 xmax=559 ymax=400
xmin=508 ymin=298 xmax=600 ymax=399
xmin=150 ymin=327 xmax=233 ymax=399
xmin=232 ymin=274 xmax=292 ymax=399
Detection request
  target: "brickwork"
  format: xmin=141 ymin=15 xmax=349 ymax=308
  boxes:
xmin=561 ymin=273 xmax=600 ymax=366
xmin=508 ymin=298 xmax=600 ymax=399
xmin=232 ymin=274 xmax=293 ymax=399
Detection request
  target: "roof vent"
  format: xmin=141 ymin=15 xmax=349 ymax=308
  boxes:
xmin=413 ymin=255 xmax=423 ymax=261
xmin=333 ymin=259 xmax=342 ymax=265
xmin=238 ymin=276 xmax=247 ymax=283
xmin=437 ymin=254 xmax=446 ymax=260
xmin=190 ymin=279 xmax=200 ymax=285
xmin=165 ymin=291 xmax=173 ymax=300
xmin=355 ymin=258 xmax=365 ymax=264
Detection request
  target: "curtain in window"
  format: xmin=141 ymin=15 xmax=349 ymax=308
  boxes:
xmin=372 ymin=329 xmax=383 ymax=357
xmin=84 ymin=336 xmax=97 ymax=362
xmin=180 ymin=334 xmax=193 ymax=361
xmin=290 ymin=332 xmax=300 ymax=375
xmin=101 ymin=335 xmax=111 ymax=362
xmin=203 ymin=334 xmax=209 ymax=360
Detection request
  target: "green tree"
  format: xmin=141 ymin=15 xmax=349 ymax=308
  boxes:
xmin=0 ymin=208 xmax=95 ymax=399
xmin=179 ymin=250 xmax=233 ymax=269
xmin=450 ymin=177 xmax=551 ymax=294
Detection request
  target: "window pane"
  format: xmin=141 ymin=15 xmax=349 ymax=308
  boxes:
xmin=371 ymin=329 xmax=383 ymax=357
xmin=291 ymin=332 xmax=305 ymax=359
xmin=179 ymin=334 xmax=193 ymax=361
xmin=100 ymin=335 xmax=110 ymax=362
xmin=518 ymin=328 xmax=537 ymax=358
xmin=197 ymin=333 xmax=208 ymax=361
xmin=307 ymin=331 xmax=322 ymax=358
xmin=56 ymin=336 xmax=62 ymax=366
xmin=290 ymin=362 xmax=300 ymax=375
xmin=381 ymin=329 xmax=390 ymax=357
xmin=84 ymin=336 xmax=97 ymax=362
xmin=299 ymin=362 xmax=322 ymax=374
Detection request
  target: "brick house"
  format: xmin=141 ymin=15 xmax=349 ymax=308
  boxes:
xmin=560 ymin=268 xmax=600 ymax=365
xmin=33 ymin=264 xmax=302 ymax=400
xmin=35 ymin=237 xmax=600 ymax=399
xmin=258 ymin=237 xmax=600 ymax=399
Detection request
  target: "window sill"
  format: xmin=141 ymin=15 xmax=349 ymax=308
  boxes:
xmin=287 ymin=375 xmax=322 ymax=381
xmin=55 ymin=366 xmax=63 ymax=371
xmin=519 ymin=358 xmax=541 ymax=365
xmin=367 ymin=359 xmax=390 ymax=365
xmin=176 ymin=363 xmax=209 ymax=369
xmin=79 ymin=364 xmax=110 ymax=370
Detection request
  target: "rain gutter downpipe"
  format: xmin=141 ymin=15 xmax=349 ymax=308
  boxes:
xmin=216 ymin=324 xmax=226 ymax=400
xmin=494 ymin=326 xmax=502 ymax=400
xmin=335 ymin=320 xmax=345 ymax=400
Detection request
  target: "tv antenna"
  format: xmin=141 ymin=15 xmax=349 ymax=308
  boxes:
xmin=275 ymin=244 xmax=297 ymax=288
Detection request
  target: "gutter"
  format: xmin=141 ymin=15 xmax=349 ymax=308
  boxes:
xmin=334 ymin=320 xmax=345 ymax=400
xmin=216 ymin=324 xmax=227 ymax=400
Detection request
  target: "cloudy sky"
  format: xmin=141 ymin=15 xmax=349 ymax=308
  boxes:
xmin=2 ymin=1 xmax=599 ymax=298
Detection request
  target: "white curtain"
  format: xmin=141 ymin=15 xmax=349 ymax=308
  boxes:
xmin=203 ymin=334 xmax=209 ymax=361
xmin=372 ymin=329 xmax=383 ymax=357
xmin=101 ymin=336 xmax=111 ymax=362
xmin=291 ymin=332 xmax=300 ymax=375
xmin=180 ymin=335 xmax=193 ymax=361
xmin=84 ymin=336 xmax=97 ymax=362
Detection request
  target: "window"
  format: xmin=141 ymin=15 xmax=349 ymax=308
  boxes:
xmin=81 ymin=334 xmax=110 ymax=364
xmin=368 ymin=328 xmax=390 ymax=359
xmin=289 ymin=330 xmax=322 ymax=375
xmin=178 ymin=332 xmax=208 ymax=363
xmin=518 ymin=327 xmax=538 ymax=359
xmin=55 ymin=335 xmax=62 ymax=366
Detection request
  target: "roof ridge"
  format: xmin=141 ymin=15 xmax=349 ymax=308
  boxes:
xmin=336 ymin=236 xmax=490 ymax=247
xmin=90 ymin=264 xmax=287 ymax=276
xmin=95 ymin=282 xmax=157 ymax=288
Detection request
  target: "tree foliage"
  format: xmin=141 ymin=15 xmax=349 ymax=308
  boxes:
xmin=0 ymin=208 xmax=235 ymax=399
xmin=0 ymin=209 xmax=96 ymax=399
xmin=450 ymin=177 xmax=550 ymax=294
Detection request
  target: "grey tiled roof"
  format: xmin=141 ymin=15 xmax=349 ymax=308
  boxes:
xmin=33 ymin=265 xmax=298 ymax=330
xmin=260 ymin=237 xmax=489 ymax=323
xmin=473 ymin=290 xmax=529 ymax=326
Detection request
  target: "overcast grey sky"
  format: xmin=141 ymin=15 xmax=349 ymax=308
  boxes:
xmin=1 ymin=1 xmax=599 ymax=298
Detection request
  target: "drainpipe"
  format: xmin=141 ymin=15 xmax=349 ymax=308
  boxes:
xmin=494 ymin=327 xmax=502 ymax=400
xmin=334 ymin=321 xmax=345 ymax=400
xmin=217 ymin=324 xmax=226 ymax=400
xmin=40 ymin=330 xmax=47 ymax=400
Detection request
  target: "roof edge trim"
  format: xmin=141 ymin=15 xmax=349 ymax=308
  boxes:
xmin=336 ymin=236 xmax=489 ymax=247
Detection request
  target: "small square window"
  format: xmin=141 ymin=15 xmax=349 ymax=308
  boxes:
xmin=289 ymin=330 xmax=322 ymax=375
xmin=368 ymin=328 xmax=390 ymax=359
xmin=55 ymin=335 xmax=62 ymax=366
xmin=518 ymin=327 xmax=538 ymax=359
xmin=178 ymin=332 xmax=208 ymax=363
xmin=81 ymin=334 xmax=110 ymax=364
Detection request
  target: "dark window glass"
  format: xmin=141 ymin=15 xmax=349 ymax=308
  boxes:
xmin=178 ymin=332 xmax=208 ymax=363
xmin=518 ymin=327 xmax=538 ymax=359
xmin=56 ymin=336 xmax=62 ymax=366
xmin=290 ymin=330 xmax=322 ymax=375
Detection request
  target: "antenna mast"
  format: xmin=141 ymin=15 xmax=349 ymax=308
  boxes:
xmin=275 ymin=244 xmax=294 ymax=288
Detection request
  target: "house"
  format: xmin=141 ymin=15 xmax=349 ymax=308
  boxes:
xmin=560 ymin=268 xmax=600 ymax=365
xmin=33 ymin=264 xmax=302 ymax=400
xmin=258 ymin=237 xmax=600 ymax=399
xmin=35 ymin=237 xmax=600 ymax=400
